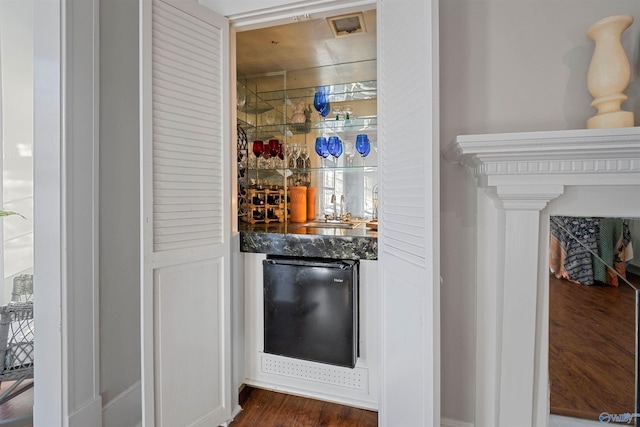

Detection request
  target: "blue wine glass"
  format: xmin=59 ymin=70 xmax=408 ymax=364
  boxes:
xmin=361 ymin=141 xmax=370 ymax=157
xmin=313 ymin=91 xmax=327 ymax=113
xmin=328 ymin=136 xmax=342 ymax=158
xmin=335 ymin=141 xmax=343 ymax=158
xmin=320 ymin=99 xmax=331 ymax=118
xmin=355 ymin=134 xmax=370 ymax=157
xmin=315 ymin=137 xmax=329 ymax=158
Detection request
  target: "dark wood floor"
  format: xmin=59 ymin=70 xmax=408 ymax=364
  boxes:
xmin=0 ymin=380 xmax=33 ymax=426
xmin=549 ymin=272 xmax=639 ymax=420
xmin=230 ymin=386 xmax=378 ymax=427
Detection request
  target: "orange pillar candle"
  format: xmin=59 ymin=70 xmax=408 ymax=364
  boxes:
xmin=289 ymin=186 xmax=307 ymax=223
xmin=306 ymin=187 xmax=316 ymax=220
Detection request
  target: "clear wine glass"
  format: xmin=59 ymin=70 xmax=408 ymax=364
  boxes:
xmin=261 ymin=149 xmax=271 ymax=169
xmin=332 ymin=106 xmax=343 ymax=121
xmin=343 ymin=140 xmax=356 ymax=166
xmin=291 ymin=144 xmax=302 ymax=169
xmin=286 ymin=144 xmax=296 ymax=168
xmin=300 ymin=146 xmax=310 ymax=168
xmin=344 ymin=105 xmax=353 ymax=120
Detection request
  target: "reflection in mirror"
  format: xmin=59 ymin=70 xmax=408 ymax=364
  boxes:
xmin=548 ymin=216 xmax=640 ymax=425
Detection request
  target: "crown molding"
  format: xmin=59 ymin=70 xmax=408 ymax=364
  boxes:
xmin=203 ymin=0 xmax=376 ymax=31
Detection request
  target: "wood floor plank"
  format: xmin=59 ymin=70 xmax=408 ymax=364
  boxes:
xmin=549 ymin=273 xmax=638 ymax=420
xmin=0 ymin=380 xmax=33 ymax=426
xmin=230 ymin=387 xmax=378 ymax=427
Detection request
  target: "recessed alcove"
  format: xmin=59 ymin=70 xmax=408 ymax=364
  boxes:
xmin=444 ymin=127 xmax=640 ymax=427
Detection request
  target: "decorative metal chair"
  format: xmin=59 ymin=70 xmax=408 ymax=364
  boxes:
xmin=0 ymin=274 xmax=34 ymax=410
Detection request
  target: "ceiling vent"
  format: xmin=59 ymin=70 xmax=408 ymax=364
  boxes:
xmin=327 ymin=12 xmax=367 ymax=37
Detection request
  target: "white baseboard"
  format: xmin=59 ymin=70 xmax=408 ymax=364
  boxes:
xmin=102 ymin=380 xmax=142 ymax=427
xmin=440 ymin=414 xmax=607 ymax=427
xmin=230 ymin=404 xmax=242 ymax=420
xmin=549 ymin=414 xmax=603 ymax=427
xmin=441 ymin=418 xmax=474 ymax=427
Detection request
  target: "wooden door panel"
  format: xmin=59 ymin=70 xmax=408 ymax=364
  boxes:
xmin=155 ymin=259 xmax=224 ymax=426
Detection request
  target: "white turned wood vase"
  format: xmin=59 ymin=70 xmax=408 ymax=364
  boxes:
xmin=586 ymin=14 xmax=634 ymax=129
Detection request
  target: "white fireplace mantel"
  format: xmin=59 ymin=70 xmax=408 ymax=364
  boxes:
xmin=444 ymin=127 xmax=640 ymax=187
xmin=443 ymin=127 xmax=640 ymax=427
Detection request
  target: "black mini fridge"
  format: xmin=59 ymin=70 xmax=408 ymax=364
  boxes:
xmin=263 ymin=256 xmax=359 ymax=368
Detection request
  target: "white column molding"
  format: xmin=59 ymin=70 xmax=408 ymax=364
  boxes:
xmin=489 ymin=185 xmax=563 ymax=427
xmin=444 ymin=127 xmax=640 ymax=427
xmin=498 ymin=208 xmax=541 ymax=427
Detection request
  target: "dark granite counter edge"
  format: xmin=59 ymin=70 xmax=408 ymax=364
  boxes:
xmin=239 ymin=231 xmax=378 ymax=260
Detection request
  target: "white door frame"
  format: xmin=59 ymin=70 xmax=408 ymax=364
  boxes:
xmin=34 ymin=0 xmax=101 ymax=425
xmin=33 ymin=0 xmax=64 ymax=422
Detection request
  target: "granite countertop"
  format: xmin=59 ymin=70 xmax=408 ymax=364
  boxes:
xmin=238 ymin=221 xmax=378 ymax=260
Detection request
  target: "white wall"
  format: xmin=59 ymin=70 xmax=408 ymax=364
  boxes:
xmin=439 ymin=0 xmax=640 ymax=424
xmin=99 ymin=0 xmax=141 ymax=415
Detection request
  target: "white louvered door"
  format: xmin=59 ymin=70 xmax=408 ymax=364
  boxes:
xmin=378 ymin=0 xmax=440 ymax=426
xmin=140 ymin=1 xmax=231 ymax=426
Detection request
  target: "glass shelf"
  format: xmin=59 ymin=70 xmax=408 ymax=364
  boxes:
xmin=238 ymin=83 xmax=377 ymax=122
xmin=251 ymin=166 xmax=377 ymax=174
xmin=258 ymin=80 xmax=377 ymax=103
xmin=251 ymin=117 xmax=377 ymax=136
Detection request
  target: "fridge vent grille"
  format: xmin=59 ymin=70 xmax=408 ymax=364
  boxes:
xmin=261 ymin=354 xmax=367 ymax=390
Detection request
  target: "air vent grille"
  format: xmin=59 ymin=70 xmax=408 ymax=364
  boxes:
xmin=327 ymin=12 xmax=367 ymax=37
xmin=261 ymin=353 xmax=368 ymax=390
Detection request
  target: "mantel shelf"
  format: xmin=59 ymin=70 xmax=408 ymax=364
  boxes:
xmin=443 ymin=127 xmax=640 ymax=185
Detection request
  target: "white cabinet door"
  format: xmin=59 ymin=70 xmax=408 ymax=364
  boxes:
xmin=140 ymin=1 xmax=231 ymax=425
xmin=377 ymin=0 xmax=440 ymax=426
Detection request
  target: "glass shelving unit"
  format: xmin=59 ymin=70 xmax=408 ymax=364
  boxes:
xmin=237 ymin=67 xmax=378 ymax=226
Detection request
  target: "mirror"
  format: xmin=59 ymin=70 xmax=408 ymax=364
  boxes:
xmin=548 ymin=216 xmax=640 ymax=425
